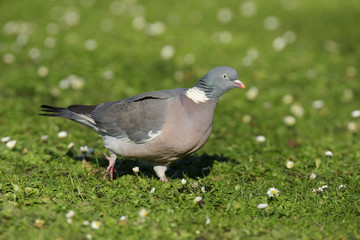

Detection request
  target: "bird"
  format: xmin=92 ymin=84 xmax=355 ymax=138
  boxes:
xmin=40 ymin=66 xmax=246 ymax=181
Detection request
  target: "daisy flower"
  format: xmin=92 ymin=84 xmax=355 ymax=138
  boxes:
xmin=149 ymin=187 xmax=155 ymax=193
xmin=194 ymin=196 xmax=203 ymax=203
xmin=325 ymin=151 xmax=333 ymax=158
xmin=6 ymin=140 xmax=17 ymax=149
xmin=80 ymin=145 xmax=89 ymax=154
xmin=242 ymin=115 xmax=251 ymax=123
xmin=347 ymin=122 xmax=358 ymax=132
xmin=132 ymin=166 xmax=139 ymax=173
xmin=91 ymin=220 xmax=101 ymax=230
xmin=338 ymin=184 xmax=346 ymax=189
xmin=41 ymin=135 xmax=48 ymax=141
xmin=67 ymin=217 xmax=74 ymax=224
xmin=246 ymin=87 xmax=259 ymax=101
xmin=181 ymin=179 xmax=187 ymax=185
xmin=351 ymin=110 xmax=360 ymax=118
xmin=65 ymin=210 xmax=75 ymax=218
xmin=1 ymin=136 xmax=10 ymax=142
xmin=312 ymin=100 xmax=324 ymax=109
xmin=160 ymin=45 xmax=175 ymax=60
xmin=284 ymin=115 xmax=296 ymax=126
xmin=282 ymin=94 xmax=293 ymax=104
xmin=315 ymin=185 xmax=328 ymax=192
xmin=68 ymin=142 xmax=75 ymax=149
xmin=34 ymin=218 xmax=45 ymax=228
xmin=205 ymin=216 xmax=211 ymax=225
xmin=309 ymin=172 xmax=316 ymax=179
xmin=256 ymin=135 xmax=266 ymax=143
xmin=139 ymin=208 xmax=149 ymax=218
xmin=58 ymin=131 xmax=67 ymax=139
xmin=290 ymin=104 xmax=304 ymax=117
xmin=257 ymin=203 xmax=268 ymax=209
xmin=286 ymin=160 xmax=294 ymax=169
xmin=267 ymin=188 xmax=279 ymax=198
xmin=83 ymin=220 xmax=90 ymax=226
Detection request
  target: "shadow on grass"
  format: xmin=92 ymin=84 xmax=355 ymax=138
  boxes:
xmin=73 ymin=152 xmax=236 ymax=180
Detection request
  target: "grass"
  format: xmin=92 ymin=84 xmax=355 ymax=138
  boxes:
xmin=1 ymin=0 xmax=360 ymax=239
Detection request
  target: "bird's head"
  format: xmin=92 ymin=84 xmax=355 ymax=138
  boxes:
xmin=195 ymin=66 xmax=246 ymax=100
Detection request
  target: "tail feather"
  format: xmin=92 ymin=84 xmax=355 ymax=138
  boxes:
xmin=39 ymin=105 xmax=74 ymax=118
xmin=39 ymin=104 xmax=99 ymax=130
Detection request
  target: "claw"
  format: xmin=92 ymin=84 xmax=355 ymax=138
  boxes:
xmin=160 ymin=177 xmax=169 ymax=182
xmin=102 ymin=152 xmax=117 ymax=180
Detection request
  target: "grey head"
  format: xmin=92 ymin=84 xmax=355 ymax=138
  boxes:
xmin=194 ymin=66 xmax=246 ymax=101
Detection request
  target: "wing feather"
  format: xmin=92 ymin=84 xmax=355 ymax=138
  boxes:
xmin=92 ymin=89 xmax=181 ymax=143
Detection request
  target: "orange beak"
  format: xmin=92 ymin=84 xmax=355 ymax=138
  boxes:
xmin=233 ymin=80 xmax=246 ymax=89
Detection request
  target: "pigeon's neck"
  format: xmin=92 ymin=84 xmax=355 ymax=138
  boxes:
xmin=184 ymin=86 xmax=210 ymax=104
xmin=193 ymin=77 xmax=223 ymax=102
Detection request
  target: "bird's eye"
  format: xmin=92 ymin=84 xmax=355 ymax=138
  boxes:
xmin=222 ymin=74 xmax=227 ymax=78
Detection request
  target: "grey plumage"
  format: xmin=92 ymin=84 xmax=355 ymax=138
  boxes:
xmin=40 ymin=66 xmax=246 ymax=181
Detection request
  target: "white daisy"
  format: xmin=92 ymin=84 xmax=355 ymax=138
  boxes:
xmin=34 ymin=218 xmax=45 ymax=227
xmin=91 ymin=220 xmax=101 ymax=230
xmin=205 ymin=216 xmax=211 ymax=225
xmin=160 ymin=45 xmax=175 ymax=60
xmin=149 ymin=187 xmax=155 ymax=193
xmin=66 ymin=217 xmax=74 ymax=224
xmin=312 ymin=100 xmax=324 ymax=109
xmin=65 ymin=210 xmax=75 ymax=218
xmin=347 ymin=122 xmax=358 ymax=132
xmin=68 ymin=142 xmax=75 ymax=149
xmin=84 ymin=39 xmax=97 ymax=51
xmin=282 ymin=94 xmax=294 ymax=105
xmin=132 ymin=166 xmax=139 ymax=173
xmin=266 ymin=188 xmax=279 ymax=198
xmin=194 ymin=196 xmax=203 ymax=203
xmin=37 ymin=66 xmax=49 ymax=77
xmin=325 ymin=151 xmax=333 ymax=158
xmin=181 ymin=179 xmax=187 ymax=185
xmin=290 ymin=104 xmax=304 ymax=117
xmin=1 ymin=136 xmax=11 ymax=143
xmin=139 ymin=208 xmax=149 ymax=218
xmin=41 ymin=135 xmax=48 ymax=141
xmin=256 ymin=135 xmax=266 ymax=143
xmin=351 ymin=110 xmax=360 ymax=118
xmin=284 ymin=115 xmax=296 ymax=126
xmin=58 ymin=131 xmax=67 ymax=139
xmin=257 ymin=203 xmax=268 ymax=209
xmin=80 ymin=145 xmax=89 ymax=154
xmin=309 ymin=172 xmax=316 ymax=179
xmin=6 ymin=140 xmax=17 ymax=149
xmin=246 ymin=87 xmax=258 ymax=101
xmin=242 ymin=115 xmax=252 ymax=123
xmin=286 ymin=160 xmax=294 ymax=169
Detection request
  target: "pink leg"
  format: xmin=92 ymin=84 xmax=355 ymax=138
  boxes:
xmin=102 ymin=152 xmax=117 ymax=180
xmin=153 ymin=165 xmax=168 ymax=182
xmin=160 ymin=177 xmax=169 ymax=182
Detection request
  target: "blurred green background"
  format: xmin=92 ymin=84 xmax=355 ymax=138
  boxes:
xmin=0 ymin=0 xmax=359 ymax=239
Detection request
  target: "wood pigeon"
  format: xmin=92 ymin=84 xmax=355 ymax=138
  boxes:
xmin=40 ymin=66 xmax=246 ymax=181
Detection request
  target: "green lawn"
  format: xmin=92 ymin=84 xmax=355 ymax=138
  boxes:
xmin=1 ymin=0 xmax=359 ymax=239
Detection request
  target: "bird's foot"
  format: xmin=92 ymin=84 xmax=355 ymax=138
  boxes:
xmin=160 ymin=176 xmax=169 ymax=182
xmin=102 ymin=152 xmax=117 ymax=180
xmin=153 ymin=165 xmax=168 ymax=182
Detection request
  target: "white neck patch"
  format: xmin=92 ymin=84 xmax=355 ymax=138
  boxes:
xmin=185 ymin=87 xmax=210 ymax=103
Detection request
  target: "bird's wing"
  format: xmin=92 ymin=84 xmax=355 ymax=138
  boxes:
xmin=92 ymin=89 xmax=182 ymax=144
